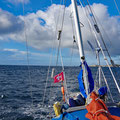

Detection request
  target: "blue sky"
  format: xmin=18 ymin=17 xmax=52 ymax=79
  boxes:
xmin=0 ymin=0 xmax=120 ymax=66
xmin=0 ymin=0 xmax=119 ymax=16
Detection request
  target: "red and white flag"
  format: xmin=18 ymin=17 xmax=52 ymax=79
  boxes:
xmin=54 ymin=72 xmax=64 ymax=83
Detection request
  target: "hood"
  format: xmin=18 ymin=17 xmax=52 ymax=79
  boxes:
xmin=90 ymin=91 xmax=98 ymax=100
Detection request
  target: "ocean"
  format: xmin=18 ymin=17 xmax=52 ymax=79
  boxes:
xmin=0 ymin=65 xmax=120 ymax=120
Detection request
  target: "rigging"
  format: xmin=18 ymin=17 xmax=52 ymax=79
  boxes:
xmin=84 ymin=0 xmax=115 ymax=66
xmin=113 ymin=0 xmax=120 ymax=15
xmin=22 ymin=0 xmax=34 ymax=108
xmin=79 ymin=0 xmax=120 ymax=94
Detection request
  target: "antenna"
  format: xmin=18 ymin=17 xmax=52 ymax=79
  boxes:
xmin=87 ymin=40 xmax=95 ymax=52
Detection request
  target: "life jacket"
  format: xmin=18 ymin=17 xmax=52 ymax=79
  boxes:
xmin=86 ymin=91 xmax=120 ymax=120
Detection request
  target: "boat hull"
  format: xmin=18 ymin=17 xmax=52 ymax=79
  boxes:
xmin=52 ymin=107 xmax=120 ymax=120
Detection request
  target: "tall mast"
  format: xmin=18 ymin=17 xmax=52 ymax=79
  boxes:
xmin=71 ymin=0 xmax=84 ymax=59
xmin=71 ymin=0 xmax=89 ymax=98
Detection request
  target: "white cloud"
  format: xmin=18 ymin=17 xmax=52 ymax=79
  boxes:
xmin=0 ymin=9 xmax=24 ymax=35
xmin=3 ymin=48 xmax=27 ymax=57
xmin=7 ymin=0 xmax=30 ymax=5
xmin=2 ymin=48 xmax=50 ymax=57
xmin=3 ymin=48 xmax=18 ymax=52
xmin=0 ymin=48 xmax=53 ymax=65
xmin=0 ymin=3 xmax=120 ymax=64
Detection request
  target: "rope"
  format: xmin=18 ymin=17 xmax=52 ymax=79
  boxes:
xmin=59 ymin=48 xmax=68 ymax=102
xmin=50 ymin=0 xmax=53 ymax=4
xmin=102 ymin=56 xmax=120 ymax=94
xmin=92 ymin=14 xmax=113 ymax=48
xmin=22 ymin=1 xmax=34 ymax=107
xmin=40 ymin=0 xmax=68 ymax=119
xmin=80 ymin=0 xmax=98 ymax=48
xmin=82 ymin=0 xmax=113 ymax=51
xmin=85 ymin=0 xmax=115 ymax=66
xmin=70 ymin=42 xmax=75 ymax=66
xmin=92 ymin=24 xmax=120 ymax=94
xmin=57 ymin=0 xmax=69 ymax=103
xmin=113 ymin=0 xmax=120 ymax=15
xmin=69 ymin=13 xmax=79 ymax=66
xmin=40 ymin=64 xmax=51 ymax=120
xmin=40 ymin=0 xmax=65 ymax=119
xmin=56 ymin=0 xmax=67 ymax=66
xmin=90 ymin=0 xmax=120 ymax=68
xmin=70 ymin=15 xmax=75 ymax=65
xmin=70 ymin=12 xmax=75 ymax=38
xmin=94 ymin=68 xmax=99 ymax=90
xmin=100 ymin=67 xmax=114 ymax=103
xmin=93 ymin=109 xmax=109 ymax=117
xmin=54 ymin=0 xmax=68 ymax=101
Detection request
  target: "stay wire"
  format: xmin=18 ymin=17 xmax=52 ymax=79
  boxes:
xmin=22 ymin=1 xmax=34 ymax=108
xmin=59 ymin=0 xmax=69 ymax=102
xmin=70 ymin=13 xmax=75 ymax=37
xmin=56 ymin=0 xmax=67 ymax=66
xmin=86 ymin=0 xmax=120 ymax=89
xmin=82 ymin=0 xmax=103 ymax=46
xmin=86 ymin=0 xmax=113 ymax=46
xmin=70 ymin=42 xmax=75 ymax=66
xmin=87 ymin=3 xmax=114 ymax=52
xmin=113 ymin=0 xmax=120 ymax=15
xmin=100 ymin=67 xmax=114 ymax=103
xmin=43 ymin=0 xmax=67 ymax=118
xmin=50 ymin=0 xmax=69 ymax=105
xmin=86 ymin=3 xmax=120 ymax=90
xmin=85 ymin=0 xmax=114 ymax=64
xmin=40 ymin=0 xmax=64 ymax=119
xmin=55 ymin=0 xmax=69 ymax=103
xmin=94 ymin=68 xmax=99 ymax=90
xmin=81 ymin=0 xmax=98 ymax=48
xmin=70 ymin=13 xmax=76 ymax=66
xmin=70 ymin=13 xmax=79 ymax=50
xmin=86 ymin=0 xmax=97 ymax=24
xmin=80 ymin=0 xmax=120 ymax=95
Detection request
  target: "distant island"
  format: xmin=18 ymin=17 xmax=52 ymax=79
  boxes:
xmin=89 ymin=64 xmax=120 ymax=67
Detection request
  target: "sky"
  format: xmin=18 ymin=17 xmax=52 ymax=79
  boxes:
xmin=0 ymin=0 xmax=120 ymax=66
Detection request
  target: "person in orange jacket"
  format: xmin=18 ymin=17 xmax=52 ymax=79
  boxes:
xmin=85 ymin=91 xmax=120 ymax=120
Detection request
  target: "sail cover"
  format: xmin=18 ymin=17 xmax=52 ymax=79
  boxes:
xmin=78 ymin=61 xmax=94 ymax=98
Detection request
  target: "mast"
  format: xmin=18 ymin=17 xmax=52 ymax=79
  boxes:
xmin=71 ymin=0 xmax=84 ymax=59
xmin=71 ymin=0 xmax=89 ymax=98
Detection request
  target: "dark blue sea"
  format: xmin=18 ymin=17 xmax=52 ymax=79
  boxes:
xmin=0 ymin=65 xmax=120 ymax=120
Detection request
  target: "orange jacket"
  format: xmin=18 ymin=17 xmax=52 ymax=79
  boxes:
xmin=86 ymin=92 xmax=120 ymax=120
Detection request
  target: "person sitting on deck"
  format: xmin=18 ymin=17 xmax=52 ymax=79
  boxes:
xmin=86 ymin=91 xmax=120 ymax=120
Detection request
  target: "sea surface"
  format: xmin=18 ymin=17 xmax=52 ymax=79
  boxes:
xmin=0 ymin=65 xmax=120 ymax=120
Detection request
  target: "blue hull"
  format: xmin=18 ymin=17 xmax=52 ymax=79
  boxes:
xmin=52 ymin=107 xmax=120 ymax=120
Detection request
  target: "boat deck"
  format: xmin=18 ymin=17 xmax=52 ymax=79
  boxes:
xmin=52 ymin=107 xmax=120 ymax=120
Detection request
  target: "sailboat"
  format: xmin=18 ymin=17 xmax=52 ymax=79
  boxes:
xmin=46 ymin=0 xmax=120 ymax=119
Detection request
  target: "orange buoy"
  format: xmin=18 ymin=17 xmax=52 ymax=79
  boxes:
xmin=61 ymin=86 xmax=65 ymax=101
xmin=61 ymin=86 xmax=65 ymax=95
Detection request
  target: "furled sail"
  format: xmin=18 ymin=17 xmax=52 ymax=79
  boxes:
xmin=78 ymin=61 xmax=94 ymax=98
